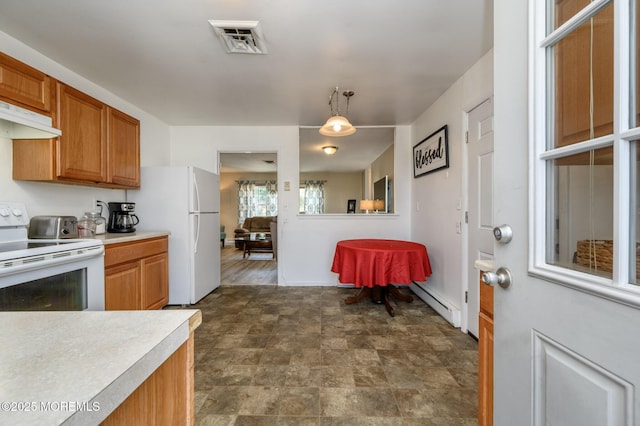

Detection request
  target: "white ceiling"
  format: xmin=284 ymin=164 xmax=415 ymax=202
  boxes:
xmin=0 ymin=1 xmax=492 ymax=172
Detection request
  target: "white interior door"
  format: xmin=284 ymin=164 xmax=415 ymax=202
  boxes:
xmin=466 ymin=97 xmax=494 ymax=337
xmin=494 ymin=0 xmax=640 ymax=424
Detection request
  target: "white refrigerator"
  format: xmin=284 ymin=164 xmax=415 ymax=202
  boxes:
xmin=127 ymin=166 xmax=220 ymax=305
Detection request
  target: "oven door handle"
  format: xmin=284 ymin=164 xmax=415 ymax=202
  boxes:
xmin=0 ymin=246 xmax=104 ymax=277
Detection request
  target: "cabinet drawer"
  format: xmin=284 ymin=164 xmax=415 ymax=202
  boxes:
xmin=104 ymin=237 xmax=168 ymax=268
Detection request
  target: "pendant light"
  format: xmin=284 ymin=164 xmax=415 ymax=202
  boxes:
xmin=319 ymin=87 xmax=356 ymax=137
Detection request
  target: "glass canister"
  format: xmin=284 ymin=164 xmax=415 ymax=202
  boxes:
xmin=78 ymin=214 xmax=96 ymax=238
xmin=79 ymin=210 xmax=106 ymax=236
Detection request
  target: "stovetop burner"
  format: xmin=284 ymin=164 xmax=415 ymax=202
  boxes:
xmin=0 ymin=202 xmax=103 ymax=264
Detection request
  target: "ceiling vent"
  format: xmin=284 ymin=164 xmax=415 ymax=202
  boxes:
xmin=208 ymin=20 xmax=268 ymax=54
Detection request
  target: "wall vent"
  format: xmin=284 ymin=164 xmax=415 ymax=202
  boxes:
xmin=208 ymin=20 xmax=268 ymax=54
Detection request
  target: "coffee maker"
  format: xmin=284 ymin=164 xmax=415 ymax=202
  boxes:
xmin=107 ymin=202 xmax=139 ymax=233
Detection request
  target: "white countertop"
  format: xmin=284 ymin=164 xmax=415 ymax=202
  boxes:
xmin=93 ymin=231 xmax=169 ymax=245
xmin=0 ymin=309 xmax=200 ymax=425
xmin=474 ymin=259 xmax=495 ymax=272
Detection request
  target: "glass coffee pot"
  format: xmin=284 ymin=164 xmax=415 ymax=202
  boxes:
xmin=107 ymin=202 xmax=139 ymax=233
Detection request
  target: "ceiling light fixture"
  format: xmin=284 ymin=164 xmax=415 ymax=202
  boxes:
xmin=319 ymin=87 xmax=356 ymax=137
xmin=322 ymin=146 xmax=338 ymax=155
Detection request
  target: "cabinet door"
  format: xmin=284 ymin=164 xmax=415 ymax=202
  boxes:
xmin=141 ymin=253 xmax=169 ymax=310
xmin=105 ymin=261 xmax=141 ymax=310
xmin=56 ymin=83 xmax=108 ymax=182
xmin=478 ymin=312 xmax=494 ymax=426
xmin=0 ymin=51 xmax=51 ymax=112
xmin=109 ymin=107 xmax=140 ymax=187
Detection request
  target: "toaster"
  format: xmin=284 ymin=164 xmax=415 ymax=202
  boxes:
xmin=28 ymin=216 xmax=79 ymax=239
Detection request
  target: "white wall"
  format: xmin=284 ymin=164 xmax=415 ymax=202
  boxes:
xmin=410 ymin=50 xmax=494 ymax=327
xmin=170 ymin=125 xmax=413 ymax=286
xmin=0 ymin=31 xmax=171 ymax=217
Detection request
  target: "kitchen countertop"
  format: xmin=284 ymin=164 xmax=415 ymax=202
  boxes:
xmin=0 ymin=309 xmax=201 ymax=425
xmin=474 ymin=259 xmax=495 ymax=272
xmin=93 ymin=231 xmax=169 ymax=245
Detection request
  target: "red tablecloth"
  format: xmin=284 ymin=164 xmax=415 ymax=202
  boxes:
xmin=331 ymin=239 xmax=432 ymax=287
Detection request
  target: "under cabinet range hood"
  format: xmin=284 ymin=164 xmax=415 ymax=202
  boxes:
xmin=0 ymin=100 xmax=61 ymax=139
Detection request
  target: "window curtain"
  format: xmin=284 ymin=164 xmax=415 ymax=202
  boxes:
xmin=237 ymin=180 xmax=279 ymax=225
xmin=237 ymin=180 xmax=256 ymax=226
xmin=303 ymin=180 xmax=326 ymax=214
xmin=265 ymin=180 xmax=278 ymax=216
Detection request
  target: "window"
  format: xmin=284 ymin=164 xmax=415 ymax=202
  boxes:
xmin=237 ymin=180 xmax=277 ymax=225
xmin=532 ymin=0 xmax=640 ymax=298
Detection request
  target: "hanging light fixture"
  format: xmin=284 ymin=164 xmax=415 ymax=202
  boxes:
xmin=319 ymin=87 xmax=356 ymax=137
xmin=322 ymin=146 xmax=338 ymax=155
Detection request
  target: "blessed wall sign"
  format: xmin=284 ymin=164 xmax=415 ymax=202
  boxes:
xmin=413 ymin=125 xmax=449 ymax=178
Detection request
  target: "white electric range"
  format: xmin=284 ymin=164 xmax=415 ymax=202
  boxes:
xmin=0 ymin=202 xmax=105 ymax=310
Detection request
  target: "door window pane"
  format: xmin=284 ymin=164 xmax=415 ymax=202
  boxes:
xmin=636 ymin=0 xmax=640 ymax=126
xmin=552 ymin=3 xmax=613 ymax=148
xmin=547 ymin=147 xmax=614 ymax=278
xmin=553 ymin=0 xmax=595 ymax=31
xmin=631 ymin=142 xmax=640 ymax=284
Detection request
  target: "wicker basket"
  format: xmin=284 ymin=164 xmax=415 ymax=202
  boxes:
xmin=575 ymin=240 xmax=640 ymax=278
xmin=575 ymin=240 xmax=613 ymax=272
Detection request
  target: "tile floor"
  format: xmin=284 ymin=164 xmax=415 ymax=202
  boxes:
xmin=191 ymin=285 xmax=478 ymax=425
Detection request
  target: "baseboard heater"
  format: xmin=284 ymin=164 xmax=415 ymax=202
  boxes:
xmin=410 ymin=281 xmax=461 ymax=327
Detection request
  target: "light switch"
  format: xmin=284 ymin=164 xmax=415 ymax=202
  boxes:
xmin=284 ymin=181 xmax=291 ymax=191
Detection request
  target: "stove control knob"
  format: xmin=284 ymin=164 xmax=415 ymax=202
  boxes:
xmin=12 ymin=208 xmax=22 ymax=217
xmin=0 ymin=208 xmax=9 ymax=217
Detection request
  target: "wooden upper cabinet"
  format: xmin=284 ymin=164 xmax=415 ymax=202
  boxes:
xmin=109 ymin=107 xmax=140 ymax=187
xmin=0 ymin=51 xmax=51 ymax=112
xmin=56 ymin=83 xmax=108 ymax=182
xmin=12 ymin=75 xmax=140 ymax=188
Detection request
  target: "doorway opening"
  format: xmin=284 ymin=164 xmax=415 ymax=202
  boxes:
xmin=219 ymin=152 xmax=278 ymax=286
xmin=465 ymin=97 xmax=494 ymax=338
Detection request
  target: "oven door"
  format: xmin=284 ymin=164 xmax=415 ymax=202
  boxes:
xmin=0 ymin=247 xmax=104 ymax=311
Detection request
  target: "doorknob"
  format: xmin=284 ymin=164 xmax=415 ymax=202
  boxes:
xmin=481 ymin=267 xmax=512 ymax=289
xmin=493 ymin=225 xmax=513 ymax=243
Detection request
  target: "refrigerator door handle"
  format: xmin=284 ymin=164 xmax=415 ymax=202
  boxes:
xmin=194 ymin=214 xmax=200 ymax=254
xmin=193 ymin=171 xmax=201 ymax=212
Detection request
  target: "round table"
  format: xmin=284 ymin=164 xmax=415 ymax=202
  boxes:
xmin=331 ymin=239 xmax=432 ymax=316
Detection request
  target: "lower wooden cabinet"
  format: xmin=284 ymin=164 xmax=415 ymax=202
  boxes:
xmin=101 ymin=332 xmax=195 ymax=425
xmin=104 ymin=237 xmax=168 ymax=310
xmin=141 ymin=253 xmax=169 ymax=310
xmin=105 ymin=261 xmax=140 ymax=310
xmin=478 ymin=271 xmax=494 ymax=426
